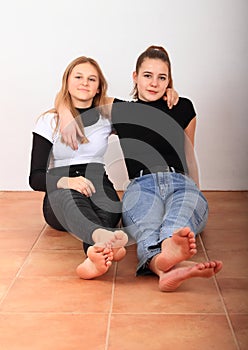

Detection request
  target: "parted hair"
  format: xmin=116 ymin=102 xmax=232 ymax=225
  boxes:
xmin=132 ymin=45 xmax=173 ymax=99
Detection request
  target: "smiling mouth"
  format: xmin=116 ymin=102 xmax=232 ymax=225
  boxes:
xmin=78 ymin=89 xmax=89 ymax=92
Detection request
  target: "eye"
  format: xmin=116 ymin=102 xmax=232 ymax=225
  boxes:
xmin=89 ymin=77 xmax=96 ymax=82
xmin=75 ymin=76 xmax=81 ymax=79
xmin=144 ymin=73 xmax=152 ymax=79
xmin=159 ymin=76 xmax=167 ymax=81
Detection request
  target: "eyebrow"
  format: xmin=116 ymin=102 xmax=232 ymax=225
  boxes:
xmin=143 ymin=70 xmax=167 ymax=76
xmin=74 ymin=72 xmax=98 ymax=78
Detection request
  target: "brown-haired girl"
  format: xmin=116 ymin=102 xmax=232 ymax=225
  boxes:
xmin=57 ymin=47 xmax=222 ymax=291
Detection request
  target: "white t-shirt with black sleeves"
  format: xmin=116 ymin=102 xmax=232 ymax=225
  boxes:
xmin=29 ymin=108 xmax=111 ymax=192
xmin=33 ymin=111 xmax=112 ymax=168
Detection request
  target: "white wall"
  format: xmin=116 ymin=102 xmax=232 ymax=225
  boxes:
xmin=0 ymin=0 xmax=247 ymax=191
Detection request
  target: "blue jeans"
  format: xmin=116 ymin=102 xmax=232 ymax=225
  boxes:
xmin=122 ymin=172 xmax=208 ymax=275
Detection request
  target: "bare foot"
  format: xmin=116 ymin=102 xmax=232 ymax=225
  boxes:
xmin=150 ymin=227 xmax=197 ymax=273
xmin=76 ymin=244 xmax=113 ymax=279
xmin=92 ymin=228 xmax=128 ymax=261
xmin=158 ymin=260 xmax=223 ymax=292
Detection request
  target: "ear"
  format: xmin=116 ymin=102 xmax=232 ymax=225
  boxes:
xmin=132 ymin=71 xmax=137 ymax=83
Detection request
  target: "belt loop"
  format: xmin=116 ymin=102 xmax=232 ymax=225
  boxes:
xmin=140 ymin=169 xmax=143 ymax=177
xmin=170 ymin=167 xmax=175 ymax=173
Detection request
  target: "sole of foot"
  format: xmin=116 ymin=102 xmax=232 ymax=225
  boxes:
xmin=159 ymin=260 xmax=223 ymax=292
xmin=155 ymin=227 xmax=197 ymax=272
xmin=76 ymin=245 xmax=113 ymax=279
xmin=92 ymin=228 xmax=128 ymax=262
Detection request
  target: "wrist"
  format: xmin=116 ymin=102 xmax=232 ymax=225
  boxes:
xmin=57 ymin=177 xmax=68 ymax=189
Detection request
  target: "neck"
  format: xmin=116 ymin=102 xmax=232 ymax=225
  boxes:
xmin=74 ymin=102 xmax=93 ymax=108
xmin=137 ymin=97 xmax=163 ymax=104
xmin=71 ymin=96 xmax=94 ymax=109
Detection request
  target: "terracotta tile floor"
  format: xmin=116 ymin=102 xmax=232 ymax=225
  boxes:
xmin=0 ymin=191 xmax=247 ymax=350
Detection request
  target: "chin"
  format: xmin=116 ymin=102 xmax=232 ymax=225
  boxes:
xmin=147 ymin=95 xmax=161 ymax=101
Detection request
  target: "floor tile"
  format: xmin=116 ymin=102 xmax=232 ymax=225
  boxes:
xmin=0 ymin=275 xmax=115 ymax=313
xmin=20 ymin=250 xmax=86 ymax=277
xmin=206 ymin=250 xmax=248 ymax=278
xmin=201 ymin=228 xmax=248 ymax=251
xmin=0 ymin=279 xmax=13 ymax=301
xmin=114 ymin=252 xmax=224 ymax=314
xmin=217 ymin=278 xmax=248 ymax=313
xmin=0 ymin=191 xmax=44 ymax=201
xmin=0 ymin=191 xmax=247 ymax=350
xmin=229 ymin=314 xmax=248 ymax=350
xmin=0 ymin=229 xmax=41 ymax=251
xmin=204 ymin=212 xmax=248 ymax=230
xmin=1 ymin=204 xmax=45 ymax=230
xmin=113 ymin=278 xmax=224 ymax=314
xmin=204 ymin=191 xmax=246 ymax=203
xmin=0 ymin=251 xmax=28 ymax=278
xmin=108 ymin=314 xmax=237 ymax=350
xmin=34 ymin=226 xmax=82 ymax=250
xmin=0 ymin=313 xmax=108 ymax=350
xmin=0 ymin=192 xmax=45 ymax=230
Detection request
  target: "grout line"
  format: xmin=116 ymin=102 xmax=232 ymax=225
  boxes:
xmin=30 ymin=223 xmax=49 ymax=249
xmin=197 ymin=233 xmax=207 ymax=259
xmin=0 ymin=224 xmax=47 ymax=307
xmin=104 ymin=261 xmax=118 ymax=350
xmin=0 ymin=311 xmax=236 ymax=316
xmin=199 ymin=234 xmax=241 ymax=350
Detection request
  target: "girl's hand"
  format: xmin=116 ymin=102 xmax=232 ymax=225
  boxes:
xmin=61 ymin=118 xmax=83 ymax=150
xmin=57 ymin=176 xmax=96 ymax=197
xmin=164 ymin=88 xmax=179 ymax=109
xmin=57 ymin=102 xmax=83 ymax=150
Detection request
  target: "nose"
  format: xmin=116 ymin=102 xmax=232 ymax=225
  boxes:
xmin=150 ymin=77 xmax=157 ymax=87
xmin=81 ymin=78 xmax=88 ymax=86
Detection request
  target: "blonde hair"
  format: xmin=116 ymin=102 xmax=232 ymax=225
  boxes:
xmin=132 ymin=45 xmax=173 ymax=99
xmin=48 ymin=56 xmax=109 ymax=143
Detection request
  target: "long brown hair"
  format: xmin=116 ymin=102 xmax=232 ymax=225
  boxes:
xmin=132 ymin=45 xmax=173 ymax=99
xmin=52 ymin=56 xmax=109 ymax=143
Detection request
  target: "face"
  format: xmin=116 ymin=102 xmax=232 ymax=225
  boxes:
xmin=68 ymin=62 xmax=100 ymax=108
xmin=133 ymin=58 xmax=169 ymax=102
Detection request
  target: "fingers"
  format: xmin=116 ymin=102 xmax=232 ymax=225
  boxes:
xmin=70 ymin=123 xmax=84 ymax=150
xmin=164 ymin=88 xmax=179 ymax=109
xmin=82 ymin=177 xmax=96 ymax=196
xmin=75 ymin=123 xmax=84 ymax=139
xmin=173 ymin=94 xmax=179 ymax=107
xmin=61 ymin=120 xmax=84 ymax=150
xmin=163 ymin=94 xmax=174 ymax=109
xmin=166 ymin=95 xmax=174 ymax=110
xmin=61 ymin=129 xmax=78 ymax=150
xmin=70 ymin=135 xmax=79 ymax=151
xmin=74 ymin=176 xmax=96 ymax=197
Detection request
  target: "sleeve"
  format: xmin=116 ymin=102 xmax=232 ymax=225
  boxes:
xmin=179 ymin=97 xmax=197 ymax=129
xmin=33 ymin=113 xmax=57 ymax=143
xmin=111 ymin=98 xmax=126 ymax=132
xmin=113 ymin=98 xmax=125 ymax=103
xmin=29 ymin=133 xmax=61 ymax=192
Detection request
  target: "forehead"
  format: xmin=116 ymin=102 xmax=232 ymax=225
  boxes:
xmin=139 ymin=58 xmax=169 ymax=74
xmin=71 ymin=62 xmax=99 ymax=76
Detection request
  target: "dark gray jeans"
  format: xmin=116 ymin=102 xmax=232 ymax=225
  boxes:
xmin=43 ymin=165 xmax=121 ymax=253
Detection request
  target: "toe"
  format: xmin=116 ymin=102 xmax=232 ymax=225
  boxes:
xmin=197 ymin=262 xmax=206 ymax=270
